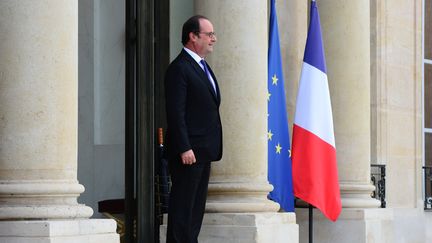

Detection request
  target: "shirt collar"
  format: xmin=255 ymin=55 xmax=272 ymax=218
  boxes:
xmin=184 ymin=47 xmax=204 ymax=64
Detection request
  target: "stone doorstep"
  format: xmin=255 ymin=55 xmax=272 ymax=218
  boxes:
xmin=160 ymin=212 xmax=299 ymax=243
xmin=161 ymin=212 xmax=297 ymax=226
xmin=201 ymin=212 xmax=297 ymax=226
xmin=296 ymin=207 xmax=394 ymax=221
xmin=0 ymin=219 xmax=118 ymax=237
xmin=296 ymin=208 xmax=395 ymax=243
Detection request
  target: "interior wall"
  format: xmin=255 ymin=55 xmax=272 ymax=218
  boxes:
xmin=169 ymin=0 xmax=193 ymax=61
xmin=77 ymin=0 xmax=193 ymax=218
xmin=78 ymin=0 xmax=125 ymax=217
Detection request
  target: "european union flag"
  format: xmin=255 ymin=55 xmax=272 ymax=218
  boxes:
xmin=267 ymin=0 xmax=295 ymax=212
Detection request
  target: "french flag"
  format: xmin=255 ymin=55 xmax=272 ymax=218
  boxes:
xmin=292 ymin=0 xmax=341 ymax=221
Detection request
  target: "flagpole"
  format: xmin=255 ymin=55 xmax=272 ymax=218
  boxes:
xmin=309 ymin=204 xmax=313 ymax=243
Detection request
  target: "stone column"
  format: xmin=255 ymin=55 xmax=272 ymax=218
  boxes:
xmin=0 ymin=1 xmax=118 ymax=241
xmin=196 ymin=0 xmax=278 ymax=214
xmin=166 ymin=0 xmax=297 ymax=242
xmin=279 ymin=0 xmax=308 ymax=129
xmin=0 ymin=0 xmax=91 ymax=221
xmin=319 ymin=0 xmax=380 ymax=209
xmin=296 ymin=1 xmax=393 ymax=242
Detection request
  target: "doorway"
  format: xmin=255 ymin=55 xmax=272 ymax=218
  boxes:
xmin=78 ymin=0 xmax=169 ymax=242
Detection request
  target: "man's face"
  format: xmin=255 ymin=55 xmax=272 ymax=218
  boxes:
xmin=191 ymin=18 xmax=217 ymax=58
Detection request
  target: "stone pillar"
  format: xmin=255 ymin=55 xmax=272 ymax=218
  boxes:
xmin=278 ymin=0 xmax=308 ymax=129
xmin=320 ymin=0 xmax=379 ymax=209
xmin=296 ymin=1 xmax=393 ymax=242
xmin=0 ymin=0 xmax=91 ymax=221
xmin=165 ymin=0 xmax=297 ymax=242
xmin=196 ymin=0 xmax=278 ymax=214
xmin=0 ymin=1 xmax=118 ymax=241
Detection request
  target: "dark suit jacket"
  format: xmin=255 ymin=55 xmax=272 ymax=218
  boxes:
xmin=164 ymin=49 xmax=223 ymax=163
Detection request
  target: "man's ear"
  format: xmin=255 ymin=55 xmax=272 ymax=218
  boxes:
xmin=189 ymin=32 xmax=197 ymax=42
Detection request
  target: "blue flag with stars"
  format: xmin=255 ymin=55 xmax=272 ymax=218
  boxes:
xmin=267 ymin=0 xmax=295 ymax=212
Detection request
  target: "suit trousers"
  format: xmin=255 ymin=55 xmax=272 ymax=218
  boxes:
xmin=166 ymin=160 xmax=211 ymax=243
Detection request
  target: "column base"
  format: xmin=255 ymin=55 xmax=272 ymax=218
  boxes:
xmin=206 ymin=182 xmax=280 ymax=212
xmin=0 ymin=180 xmax=94 ymax=219
xmin=340 ymin=183 xmax=382 ymax=208
xmin=296 ymin=208 xmax=393 ymax=243
xmin=0 ymin=219 xmax=119 ymax=243
xmin=160 ymin=212 xmax=299 ymax=243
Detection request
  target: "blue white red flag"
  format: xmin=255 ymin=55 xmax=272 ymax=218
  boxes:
xmin=292 ymin=0 xmax=342 ymax=221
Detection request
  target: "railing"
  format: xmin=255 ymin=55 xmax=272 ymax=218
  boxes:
xmin=423 ymin=166 xmax=432 ymax=210
xmin=371 ymin=164 xmax=386 ymax=208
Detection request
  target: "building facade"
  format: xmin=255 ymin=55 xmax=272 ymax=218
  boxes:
xmin=0 ymin=0 xmax=431 ymax=242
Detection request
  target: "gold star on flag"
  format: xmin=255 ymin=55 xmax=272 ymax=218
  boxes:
xmin=268 ymin=130 xmax=274 ymax=141
xmin=272 ymin=74 xmax=278 ymax=85
xmin=267 ymin=91 xmax=271 ymax=101
xmin=275 ymin=143 xmax=282 ymax=154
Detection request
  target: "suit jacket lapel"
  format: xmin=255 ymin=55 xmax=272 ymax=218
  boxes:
xmin=181 ymin=50 xmax=220 ymax=104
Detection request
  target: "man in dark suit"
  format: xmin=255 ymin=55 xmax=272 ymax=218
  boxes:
xmin=164 ymin=15 xmax=222 ymax=243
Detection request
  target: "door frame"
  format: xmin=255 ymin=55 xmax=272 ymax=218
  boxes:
xmin=125 ymin=0 xmax=169 ymax=242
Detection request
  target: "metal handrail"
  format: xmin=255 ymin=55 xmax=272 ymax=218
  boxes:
xmin=371 ymin=164 xmax=386 ymax=208
xmin=423 ymin=166 xmax=432 ymax=210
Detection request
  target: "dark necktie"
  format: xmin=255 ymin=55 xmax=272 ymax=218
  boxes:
xmin=200 ymin=59 xmax=217 ymax=94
